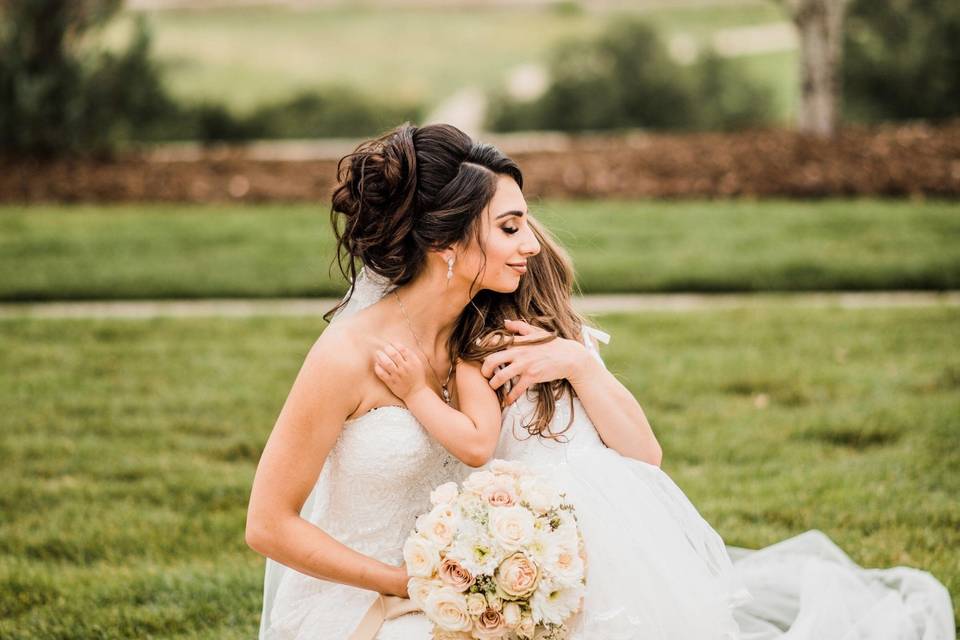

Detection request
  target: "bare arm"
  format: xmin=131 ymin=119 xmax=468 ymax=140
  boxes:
xmin=482 ymin=319 xmax=662 ymax=467
xmin=567 ymin=335 xmax=663 ymax=466
xmin=245 ymin=329 xmax=409 ymax=598
xmin=407 ymin=358 xmax=503 ymax=467
xmin=375 ymin=343 xmax=502 ymax=468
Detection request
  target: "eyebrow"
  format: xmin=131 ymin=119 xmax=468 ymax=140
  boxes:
xmin=496 ymin=210 xmax=527 ymax=220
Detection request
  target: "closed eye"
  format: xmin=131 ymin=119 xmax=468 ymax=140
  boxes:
xmin=503 ymin=226 xmax=519 ymax=235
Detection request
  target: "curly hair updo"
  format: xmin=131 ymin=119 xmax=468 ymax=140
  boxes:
xmin=324 ymin=121 xmax=523 ymax=322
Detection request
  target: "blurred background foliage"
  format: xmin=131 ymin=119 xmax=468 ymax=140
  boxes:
xmin=1 ymin=0 xmax=958 ymax=157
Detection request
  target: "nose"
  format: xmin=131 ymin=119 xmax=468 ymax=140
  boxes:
xmin=520 ymin=227 xmax=540 ymax=256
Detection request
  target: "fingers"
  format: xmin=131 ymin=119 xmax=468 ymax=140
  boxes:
xmin=481 ymin=348 xmax=514 ymax=378
xmin=505 ymin=376 xmax=531 ymax=405
xmin=375 ymin=342 xmax=415 ymax=381
xmin=383 ymin=342 xmax=408 ymax=365
xmin=375 ymin=348 xmax=400 ymax=371
xmin=504 ymin=318 xmax=534 ymax=335
xmin=488 ymin=362 xmax=522 ymax=391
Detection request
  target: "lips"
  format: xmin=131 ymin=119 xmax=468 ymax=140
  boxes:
xmin=507 ymin=262 xmax=527 ymax=274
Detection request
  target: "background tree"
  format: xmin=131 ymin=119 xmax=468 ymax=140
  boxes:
xmin=842 ymin=0 xmax=960 ymax=123
xmin=774 ymin=0 xmax=852 ymax=137
xmin=0 ymin=0 xmax=172 ymax=158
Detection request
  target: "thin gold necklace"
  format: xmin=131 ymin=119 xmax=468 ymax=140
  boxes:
xmin=392 ymin=289 xmax=454 ymax=405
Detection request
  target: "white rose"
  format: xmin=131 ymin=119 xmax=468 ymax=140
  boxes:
xmin=502 ymin=601 xmax=522 ymax=628
xmin=463 ymin=469 xmax=497 ymax=495
xmin=430 ymin=481 xmax=460 ymax=506
xmin=482 ymin=475 xmax=519 ymax=507
xmin=408 ymin=576 xmax=443 ymax=610
xmin=424 ymin=587 xmax=472 ymax=632
xmin=490 ymin=459 xmax=526 ymax=478
xmin=489 ymin=505 xmax=535 ymax=551
xmin=485 ymin=590 xmax=503 ymax=612
xmin=518 ymin=476 xmax=562 ymax=514
xmin=420 ymin=504 xmax=459 ymax=547
xmin=516 ymin=613 xmax=535 ymax=639
xmin=465 ymin=592 xmax=487 ymax=616
xmin=403 ymin=535 xmax=440 ymax=578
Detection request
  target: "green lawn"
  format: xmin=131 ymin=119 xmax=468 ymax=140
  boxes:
xmin=1 ymin=305 xmax=957 ymax=637
xmin=97 ymin=2 xmax=795 ymax=121
xmin=2 ymin=198 xmax=957 ymax=301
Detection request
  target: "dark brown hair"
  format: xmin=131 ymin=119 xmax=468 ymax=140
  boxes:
xmin=325 ymin=121 xmax=523 ymax=323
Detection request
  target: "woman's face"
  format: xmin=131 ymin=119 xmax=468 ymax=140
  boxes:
xmin=457 ymin=174 xmax=541 ymax=294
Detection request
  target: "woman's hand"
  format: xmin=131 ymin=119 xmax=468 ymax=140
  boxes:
xmin=373 ymin=342 xmax=429 ymax=402
xmin=480 ymin=319 xmax=593 ymax=405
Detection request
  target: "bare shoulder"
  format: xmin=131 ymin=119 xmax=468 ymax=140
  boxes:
xmin=307 ymin=321 xmax=368 ymax=382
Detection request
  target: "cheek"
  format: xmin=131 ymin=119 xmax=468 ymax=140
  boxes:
xmin=490 ymin=235 xmax=515 ymax=264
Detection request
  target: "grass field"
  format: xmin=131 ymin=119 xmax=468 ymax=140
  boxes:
xmin=2 ymin=198 xmax=958 ymax=301
xmin=1 ymin=304 xmax=957 ymax=637
xmin=98 ymin=1 xmax=796 ymax=121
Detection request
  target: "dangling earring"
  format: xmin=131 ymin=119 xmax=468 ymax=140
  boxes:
xmin=446 ymin=257 xmax=455 ymax=283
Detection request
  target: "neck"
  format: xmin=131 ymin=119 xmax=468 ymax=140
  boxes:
xmin=389 ymin=270 xmax=473 ymax=355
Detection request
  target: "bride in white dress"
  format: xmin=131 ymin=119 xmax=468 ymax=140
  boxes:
xmin=247 ymin=122 xmax=552 ymax=638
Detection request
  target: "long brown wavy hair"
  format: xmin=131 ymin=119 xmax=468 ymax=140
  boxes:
xmin=452 ymin=214 xmax=606 ymax=443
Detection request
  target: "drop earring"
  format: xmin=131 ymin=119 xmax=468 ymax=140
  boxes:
xmin=446 ymin=257 xmax=455 ymax=282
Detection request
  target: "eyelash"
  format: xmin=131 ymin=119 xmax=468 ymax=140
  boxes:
xmin=503 ymin=226 xmax=519 ymax=235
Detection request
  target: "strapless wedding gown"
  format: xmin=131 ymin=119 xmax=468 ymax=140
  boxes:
xmin=260 ymin=404 xmax=464 ymax=640
xmin=488 ymin=330 xmax=955 ymax=639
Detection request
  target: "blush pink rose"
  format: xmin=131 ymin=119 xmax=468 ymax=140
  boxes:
xmin=438 ymin=557 xmax=476 ymax=592
xmin=494 ymin=552 xmax=540 ymax=599
xmin=474 ymin=607 xmax=507 ymax=639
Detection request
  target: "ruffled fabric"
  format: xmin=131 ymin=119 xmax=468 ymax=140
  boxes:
xmin=727 ymin=529 xmax=955 ymax=640
xmin=511 ymin=448 xmax=751 ymax=640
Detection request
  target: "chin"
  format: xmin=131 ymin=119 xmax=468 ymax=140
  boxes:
xmin=484 ymin=277 xmax=521 ymax=294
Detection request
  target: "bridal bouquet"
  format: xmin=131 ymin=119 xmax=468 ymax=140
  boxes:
xmin=403 ymin=460 xmax=586 ymax=640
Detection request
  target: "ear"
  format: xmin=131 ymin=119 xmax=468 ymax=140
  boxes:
xmin=431 ymin=245 xmax=458 ymax=262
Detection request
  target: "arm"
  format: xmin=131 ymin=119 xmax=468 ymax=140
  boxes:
xmin=375 ymin=343 xmax=502 ymax=468
xmin=245 ymin=329 xmax=409 ymax=598
xmin=568 ymin=335 xmax=663 ymax=467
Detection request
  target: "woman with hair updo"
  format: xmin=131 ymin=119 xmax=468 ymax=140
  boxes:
xmin=246 ymin=120 xmax=955 ymax=640
xmin=245 ymin=121 xmax=550 ymax=639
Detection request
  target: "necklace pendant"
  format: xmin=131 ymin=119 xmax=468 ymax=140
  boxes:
xmin=442 ymin=387 xmax=451 ymax=404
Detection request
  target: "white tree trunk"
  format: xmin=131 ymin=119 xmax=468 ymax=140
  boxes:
xmin=785 ymin=0 xmax=850 ymax=137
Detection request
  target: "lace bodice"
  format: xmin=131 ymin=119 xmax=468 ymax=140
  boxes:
xmin=265 ymin=405 xmax=464 ymax=639
xmin=305 ymin=405 xmax=462 ymax=563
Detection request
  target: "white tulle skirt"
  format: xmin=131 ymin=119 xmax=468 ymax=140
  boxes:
xmin=523 ymin=444 xmax=955 ymax=640
xmin=268 ymin=444 xmax=955 ymax=639
xmin=527 ymin=444 xmax=752 ymax=640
